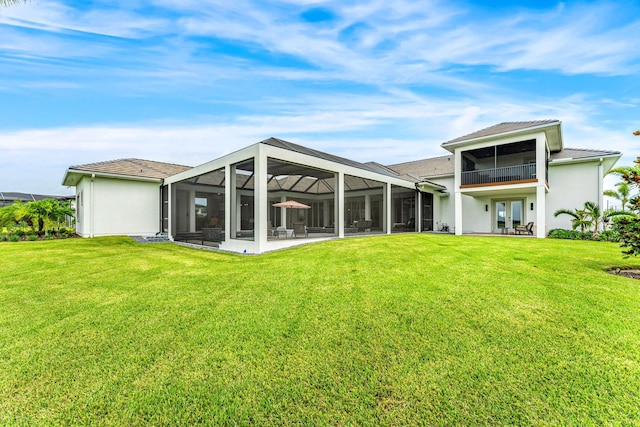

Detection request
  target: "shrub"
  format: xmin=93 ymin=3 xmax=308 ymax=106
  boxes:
xmin=548 ymin=228 xmax=619 ymax=242
xmin=612 ymin=216 xmax=640 ymax=257
xmin=596 ymin=230 xmax=620 ymax=242
xmin=0 ymin=234 xmax=8 ymax=242
xmin=27 ymin=234 xmax=38 ymax=241
xmin=548 ymin=229 xmax=585 ymax=240
xmin=9 ymin=234 xmax=21 ymax=242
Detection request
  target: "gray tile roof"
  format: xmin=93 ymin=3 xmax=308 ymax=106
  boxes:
xmin=442 ymin=120 xmax=560 ymax=146
xmin=549 ymin=148 xmax=621 ymax=161
xmin=261 ymin=137 xmax=403 ymax=180
xmin=68 ymin=158 xmax=192 ymax=179
xmin=386 ymin=155 xmax=455 ymax=179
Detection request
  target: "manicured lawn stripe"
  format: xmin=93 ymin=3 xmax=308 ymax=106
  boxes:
xmin=1 ymin=235 xmax=639 ymax=425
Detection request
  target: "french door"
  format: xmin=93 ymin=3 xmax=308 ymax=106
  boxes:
xmin=495 ymin=200 xmax=523 ymax=232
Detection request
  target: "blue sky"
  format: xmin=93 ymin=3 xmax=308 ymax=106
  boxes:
xmin=1 ymin=0 xmax=639 ymax=195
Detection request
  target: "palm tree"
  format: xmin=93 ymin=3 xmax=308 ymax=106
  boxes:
xmin=0 ymin=0 xmax=24 ymax=5
xmin=554 ymin=206 xmax=591 ymax=233
xmin=0 ymin=201 xmax=34 ymax=230
xmin=604 ymin=181 xmax=631 ymax=211
xmin=555 ymin=201 xmax=629 ymax=236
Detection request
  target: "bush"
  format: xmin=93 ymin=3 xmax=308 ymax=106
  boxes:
xmin=0 ymin=234 xmax=8 ymax=242
xmin=9 ymin=234 xmax=21 ymax=242
xmin=612 ymin=216 xmax=640 ymax=257
xmin=27 ymin=234 xmax=38 ymax=241
xmin=548 ymin=228 xmax=619 ymax=242
xmin=548 ymin=229 xmax=587 ymax=240
xmin=596 ymin=230 xmax=620 ymax=242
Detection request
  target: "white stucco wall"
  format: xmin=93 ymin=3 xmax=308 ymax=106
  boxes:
xmin=427 ymin=176 xmax=455 ymax=231
xmin=76 ymin=176 xmax=161 ymax=237
xmin=546 ymin=161 xmax=601 ymax=231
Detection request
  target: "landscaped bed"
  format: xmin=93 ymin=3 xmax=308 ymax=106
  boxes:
xmin=1 ymin=235 xmax=639 ymax=425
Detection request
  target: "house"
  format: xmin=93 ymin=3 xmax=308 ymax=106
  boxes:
xmin=0 ymin=192 xmax=74 ymax=208
xmin=62 ymin=120 xmax=621 ymax=254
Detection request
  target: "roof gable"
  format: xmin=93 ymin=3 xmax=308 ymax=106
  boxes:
xmin=67 ymin=158 xmax=192 ymax=179
xmin=442 ymin=120 xmax=562 ymax=152
xmin=63 ymin=158 xmax=193 ymax=187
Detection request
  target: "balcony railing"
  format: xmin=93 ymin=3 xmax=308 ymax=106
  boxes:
xmin=462 ymin=164 xmax=536 ymax=186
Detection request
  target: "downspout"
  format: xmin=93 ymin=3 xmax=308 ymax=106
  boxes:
xmin=90 ymin=173 xmax=95 ymax=238
xmin=598 ymin=157 xmax=604 ymax=231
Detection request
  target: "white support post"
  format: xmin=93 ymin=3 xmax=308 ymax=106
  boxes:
xmin=225 ymin=164 xmax=233 ymax=240
xmin=365 ymin=194 xmax=371 ymax=221
xmin=255 ymin=150 xmax=268 ymax=252
xmin=280 ymin=195 xmax=287 ymax=228
xmin=385 ymin=183 xmax=391 ymax=234
xmin=189 ymin=189 xmax=196 ymax=232
xmin=337 ymin=172 xmax=345 ymax=238
xmin=416 ymin=191 xmax=422 ymax=232
xmin=168 ymin=183 xmax=173 ymax=239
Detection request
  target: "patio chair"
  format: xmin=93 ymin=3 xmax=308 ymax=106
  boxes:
xmin=275 ymin=225 xmax=293 ymax=238
xmin=293 ymin=222 xmax=308 ymax=238
xmin=515 ymin=221 xmax=534 ymax=235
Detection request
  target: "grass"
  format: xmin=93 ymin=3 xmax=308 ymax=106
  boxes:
xmin=1 ymin=234 xmax=639 ymax=426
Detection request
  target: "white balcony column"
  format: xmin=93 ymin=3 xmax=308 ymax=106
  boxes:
xmin=536 ymin=184 xmax=546 ymax=238
xmin=454 ymin=149 xmax=463 ymax=235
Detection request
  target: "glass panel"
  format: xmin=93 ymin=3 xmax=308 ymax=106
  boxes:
xmin=422 ymin=193 xmax=434 ymax=231
xmin=344 ymin=175 xmax=385 ymax=234
xmin=511 ymin=201 xmax=522 ymax=227
xmin=496 ymin=201 xmax=506 ymax=229
xmin=267 ymin=157 xmax=337 ymax=239
xmin=233 ymin=159 xmax=255 ymax=241
xmin=391 ymin=185 xmax=416 ymax=232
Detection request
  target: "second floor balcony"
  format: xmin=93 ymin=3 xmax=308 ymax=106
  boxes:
xmin=461 ymin=163 xmax=537 ymax=187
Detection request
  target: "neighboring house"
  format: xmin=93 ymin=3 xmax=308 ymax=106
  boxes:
xmin=61 ymin=120 xmax=621 ymax=254
xmin=0 ymin=192 xmax=73 ymax=208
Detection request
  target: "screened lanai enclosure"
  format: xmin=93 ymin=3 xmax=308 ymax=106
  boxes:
xmin=164 ymin=138 xmax=425 ymax=254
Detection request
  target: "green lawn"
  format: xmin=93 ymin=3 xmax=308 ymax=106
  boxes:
xmin=1 ymin=235 xmax=639 ymax=426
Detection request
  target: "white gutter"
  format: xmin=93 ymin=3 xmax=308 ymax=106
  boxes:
xmin=64 ymin=169 xmax=163 ymax=185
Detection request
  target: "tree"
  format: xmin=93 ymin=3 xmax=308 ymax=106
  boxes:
xmin=603 ymin=181 xmax=631 ymax=211
xmin=554 ymin=201 xmax=627 ymax=237
xmin=0 ymin=0 xmax=24 ymax=5
xmin=0 ymin=201 xmax=34 ymax=230
xmin=554 ymin=206 xmax=591 ymax=233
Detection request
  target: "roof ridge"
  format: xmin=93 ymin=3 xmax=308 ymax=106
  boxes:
xmin=387 ymin=154 xmax=453 ymax=168
xmin=442 ymin=120 xmax=560 ymax=146
xmin=562 ymin=147 xmax=621 ymax=154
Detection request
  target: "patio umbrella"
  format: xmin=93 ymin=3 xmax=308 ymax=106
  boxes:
xmin=272 ymin=200 xmax=311 ymax=209
xmin=271 ymin=200 xmax=311 ymax=232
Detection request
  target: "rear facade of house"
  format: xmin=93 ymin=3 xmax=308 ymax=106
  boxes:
xmin=62 ymin=120 xmax=621 ymax=254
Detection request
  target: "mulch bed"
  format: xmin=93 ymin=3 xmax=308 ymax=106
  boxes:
xmin=609 ymin=268 xmax=640 ymax=280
